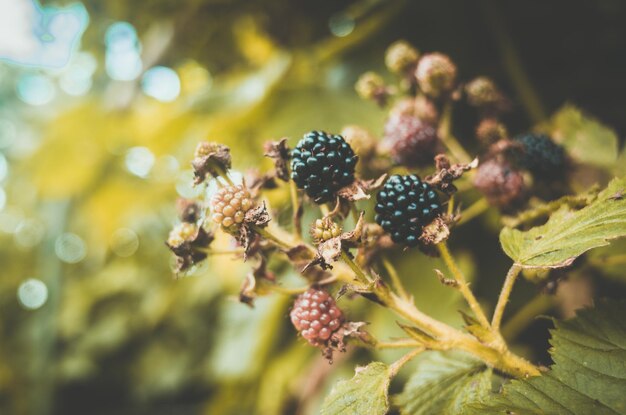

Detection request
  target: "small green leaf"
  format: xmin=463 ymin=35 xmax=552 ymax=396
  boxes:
xmin=394 ymin=352 xmax=492 ymax=415
xmin=320 ymin=362 xmax=391 ymax=415
xmin=469 ymin=300 xmax=626 ymax=415
xmin=551 ymin=105 xmax=619 ymax=168
xmin=500 ymin=177 xmax=626 ymax=269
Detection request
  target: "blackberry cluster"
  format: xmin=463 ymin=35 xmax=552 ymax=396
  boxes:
xmin=375 ymin=175 xmax=442 ymax=246
xmin=291 ymin=131 xmax=358 ymax=204
xmin=383 ymin=114 xmax=438 ymax=167
xmin=290 ymin=288 xmax=343 ymax=346
xmin=514 ymin=133 xmax=565 ymax=175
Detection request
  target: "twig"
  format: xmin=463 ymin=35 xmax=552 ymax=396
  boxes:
xmin=502 ymin=294 xmax=555 ymax=341
xmin=438 ymin=102 xmax=472 ymax=164
xmin=437 ymin=242 xmax=491 ymax=328
xmin=456 ymin=198 xmax=490 ymax=226
xmin=382 ymin=256 xmax=410 ymax=301
xmin=389 ymin=347 xmax=425 ymax=377
xmin=492 ymin=264 xmax=522 ymax=330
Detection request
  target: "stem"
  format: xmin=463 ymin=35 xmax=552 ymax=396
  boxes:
xmin=320 ymin=203 xmax=331 ymax=217
xmin=251 ymin=225 xmax=293 ymax=250
xmin=215 ymin=165 xmax=234 ymax=186
xmin=389 ymin=347 xmax=424 ymax=377
xmin=437 ymin=243 xmax=491 ymax=328
xmin=382 ymin=256 xmax=410 ymax=301
xmin=438 ymin=102 xmax=472 ymax=164
xmin=376 ymin=339 xmax=422 ymax=350
xmin=502 ymin=294 xmax=554 ymax=341
xmin=492 ymin=264 xmax=522 ymax=330
xmin=456 ymin=198 xmax=490 ymax=226
xmin=340 ymin=250 xmax=371 ymax=284
xmin=447 ymin=195 xmax=455 ymax=216
xmin=289 ymin=179 xmax=302 ymax=239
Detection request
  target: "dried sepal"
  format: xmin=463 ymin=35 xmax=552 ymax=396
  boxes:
xmin=264 ymin=138 xmax=291 ymax=181
xmin=192 ymin=142 xmax=232 ymax=185
xmin=166 ymin=223 xmax=214 ymax=273
xmin=310 ymin=212 xmax=365 ymax=269
xmin=244 ymin=201 xmax=270 ymax=228
xmin=418 ymin=216 xmax=451 ymax=246
xmin=322 ymin=321 xmax=371 ymax=362
xmin=337 ymin=174 xmax=387 ymax=202
xmin=175 ymin=198 xmax=202 ymax=223
xmin=425 ymin=154 xmax=478 ymax=195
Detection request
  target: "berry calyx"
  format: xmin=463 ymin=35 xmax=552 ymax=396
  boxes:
xmin=513 ymin=133 xmax=566 ymax=176
xmin=383 ymin=114 xmax=439 ymax=167
xmin=311 ymin=218 xmax=342 ymax=243
xmin=375 ymin=174 xmax=442 ymax=246
xmin=291 ymin=131 xmax=358 ymax=204
xmin=473 ymin=159 xmax=526 ymax=208
xmin=210 ymin=184 xmax=255 ymax=228
xmin=290 ymin=288 xmax=344 ymax=346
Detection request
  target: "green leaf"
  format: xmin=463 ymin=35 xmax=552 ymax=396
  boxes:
xmin=500 ymin=177 xmax=626 ymax=269
xmin=551 ymin=105 xmax=619 ymax=168
xmin=320 ymin=362 xmax=391 ymax=415
xmin=394 ymin=352 xmax=492 ymax=415
xmin=469 ymin=300 xmax=626 ymax=415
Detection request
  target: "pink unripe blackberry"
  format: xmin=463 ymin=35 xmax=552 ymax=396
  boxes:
xmin=415 ymin=53 xmax=457 ymax=98
xmin=210 ymin=184 xmax=255 ymax=228
xmin=290 ymin=288 xmax=344 ymax=346
xmin=473 ymin=159 xmax=526 ymax=208
xmin=383 ymin=114 xmax=438 ymax=167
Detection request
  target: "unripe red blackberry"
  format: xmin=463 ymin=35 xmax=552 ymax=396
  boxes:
xmin=291 ymin=131 xmax=358 ymax=204
xmin=513 ymin=133 xmax=566 ymax=176
xmin=383 ymin=114 xmax=438 ymax=167
xmin=476 ymin=119 xmax=508 ymax=146
xmin=290 ymin=288 xmax=344 ymax=346
xmin=375 ymin=174 xmax=442 ymax=247
xmin=473 ymin=159 xmax=526 ymax=208
xmin=310 ymin=218 xmax=342 ymax=243
xmin=415 ymin=53 xmax=457 ymax=98
xmin=210 ymin=184 xmax=255 ymax=228
xmin=385 ymin=40 xmax=419 ymax=74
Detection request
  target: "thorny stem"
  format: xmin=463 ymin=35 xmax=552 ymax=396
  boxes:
xmin=492 ymin=264 xmax=522 ymax=330
xmin=438 ymin=102 xmax=472 ymax=164
xmin=502 ymin=293 xmax=555 ymax=341
xmin=389 ymin=347 xmax=425 ymax=377
xmin=456 ymin=197 xmax=490 ymax=226
xmin=437 ymin=242 xmax=491 ymax=328
xmin=382 ymin=256 xmax=410 ymax=301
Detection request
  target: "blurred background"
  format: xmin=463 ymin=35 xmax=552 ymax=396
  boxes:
xmin=1 ymin=0 xmax=625 ymax=414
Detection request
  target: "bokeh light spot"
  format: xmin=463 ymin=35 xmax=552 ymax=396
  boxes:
xmin=0 ymin=153 xmax=7 ymax=181
xmin=55 ymin=233 xmax=87 ymax=264
xmin=328 ymin=14 xmax=355 ymax=37
xmin=15 ymin=218 xmax=45 ymax=248
xmin=16 ymin=73 xmax=56 ymax=106
xmin=110 ymin=228 xmax=139 ymax=257
xmin=125 ymin=147 xmax=155 ymax=178
xmin=142 ymin=66 xmax=181 ymax=102
xmin=0 ymin=119 xmax=17 ymax=149
xmin=0 ymin=187 xmax=5 ymax=211
xmin=17 ymin=279 xmax=48 ymax=310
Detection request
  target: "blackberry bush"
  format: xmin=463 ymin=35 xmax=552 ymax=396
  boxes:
xmin=290 ymin=288 xmax=343 ymax=346
xmin=291 ymin=131 xmax=358 ymax=204
xmin=375 ymin=174 xmax=442 ymax=246
xmin=514 ymin=133 xmax=566 ymax=175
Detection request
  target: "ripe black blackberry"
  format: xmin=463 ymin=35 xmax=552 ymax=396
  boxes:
xmin=290 ymin=288 xmax=344 ymax=346
xmin=383 ymin=114 xmax=439 ymax=167
xmin=514 ymin=133 xmax=565 ymax=176
xmin=375 ymin=175 xmax=442 ymax=246
xmin=291 ymin=131 xmax=358 ymax=204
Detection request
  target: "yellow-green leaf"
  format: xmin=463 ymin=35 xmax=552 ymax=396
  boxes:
xmin=551 ymin=105 xmax=619 ymax=168
xmin=500 ymin=177 xmax=626 ymax=269
xmin=320 ymin=362 xmax=391 ymax=415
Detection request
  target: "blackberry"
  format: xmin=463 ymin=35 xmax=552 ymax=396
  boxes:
xmin=383 ymin=115 xmax=438 ymax=167
xmin=290 ymin=288 xmax=344 ymax=346
xmin=473 ymin=159 xmax=526 ymax=208
xmin=374 ymin=175 xmax=442 ymax=246
xmin=415 ymin=53 xmax=457 ymax=98
xmin=514 ymin=133 xmax=565 ymax=176
xmin=291 ymin=131 xmax=358 ymax=204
